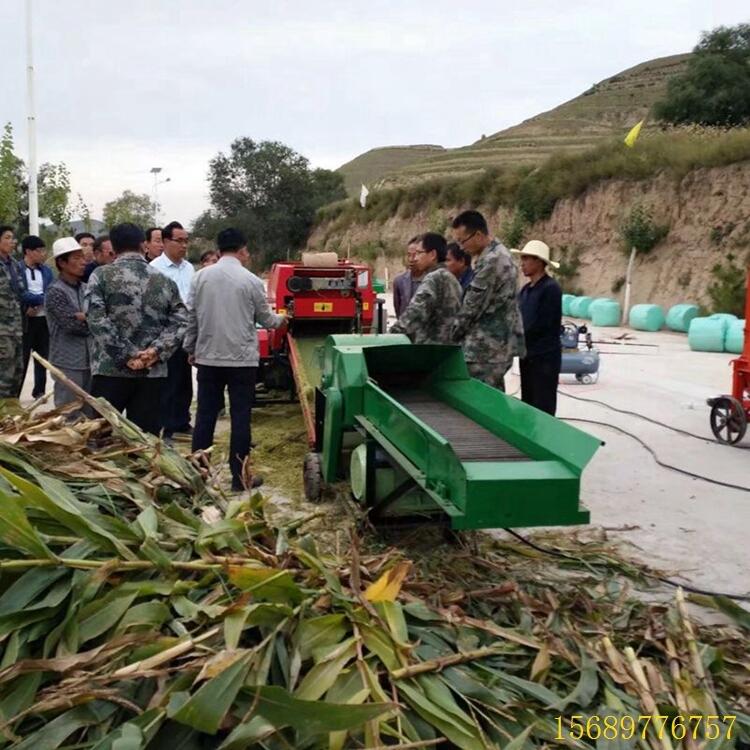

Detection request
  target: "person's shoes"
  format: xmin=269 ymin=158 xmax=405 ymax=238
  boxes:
xmin=31 ymin=391 xmax=44 ymax=399
xmin=231 ymin=476 xmax=264 ymax=492
xmin=175 ymin=425 xmax=193 ymax=436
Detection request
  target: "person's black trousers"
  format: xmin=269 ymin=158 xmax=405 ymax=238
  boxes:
xmin=519 ymin=349 xmax=562 ymax=416
xmin=22 ymin=316 xmax=50 ymax=397
xmin=91 ymin=375 xmax=163 ymax=435
xmin=192 ymin=365 xmax=256 ymax=485
xmin=161 ymin=349 xmax=193 ymax=435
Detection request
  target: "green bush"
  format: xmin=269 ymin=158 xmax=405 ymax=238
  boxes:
xmin=707 ymin=253 xmax=748 ymax=316
xmin=555 ymin=245 xmax=583 ymax=294
xmin=500 ymin=210 xmax=526 ymax=248
xmin=611 ymin=275 xmax=626 ymax=293
xmin=618 ymin=204 xmax=669 ymax=254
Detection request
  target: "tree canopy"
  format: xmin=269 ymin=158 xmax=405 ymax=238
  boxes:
xmin=103 ymin=190 xmax=157 ymax=228
xmin=194 ymin=138 xmax=346 ymax=266
xmin=654 ymin=24 xmax=750 ymax=127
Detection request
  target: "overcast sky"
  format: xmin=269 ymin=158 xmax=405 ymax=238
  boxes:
xmin=0 ymin=1 xmax=747 ymax=227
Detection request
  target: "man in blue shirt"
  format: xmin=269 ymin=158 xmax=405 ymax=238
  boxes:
xmin=513 ymin=240 xmax=562 ymax=415
xmin=150 ymin=220 xmax=195 ymax=440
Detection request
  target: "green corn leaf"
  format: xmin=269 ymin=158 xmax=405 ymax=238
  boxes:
xmin=78 ymin=592 xmax=138 ymax=644
xmin=295 ymin=637 xmax=357 ymax=701
xmin=218 ymin=716 xmax=277 ymax=749
xmin=227 ymin=566 xmax=304 ymax=604
xmin=0 ymin=486 xmax=55 ymax=559
xmin=115 ymin=601 xmax=171 ymax=634
xmin=246 ymin=685 xmax=393 ymax=733
xmin=293 ymin=613 xmax=348 ymax=661
xmin=169 ymin=651 xmax=253 ymax=734
xmin=0 ymin=465 xmax=135 ymax=559
xmin=551 ymin=648 xmax=599 ymax=710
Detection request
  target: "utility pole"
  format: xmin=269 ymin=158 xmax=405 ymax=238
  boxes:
xmin=26 ymin=0 xmax=39 ymax=234
xmin=150 ymin=167 xmax=170 ymax=224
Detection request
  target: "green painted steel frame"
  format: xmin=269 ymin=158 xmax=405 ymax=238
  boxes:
xmin=319 ymin=335 xmax=602 ymax=529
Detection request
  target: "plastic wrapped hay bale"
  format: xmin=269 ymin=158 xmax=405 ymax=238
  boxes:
xmin=562 ymin=294 xmax=576 ymax=316
xmin=666 ymin=304 xmax=699 ymax=332
xmin=725 ymin=319 xmax=745 ymax=354
xmin=569 ymin=296 xmax=594 ymax=319
xmin=688 ymin=317 xmax=726 ymax=352
xmin=709 ymin=313 xmax=738 ymax=327
xmin=629 ymin=304 xmax=665 ymax=332
xmin=590 ymin=299 xmax=621 ymax=327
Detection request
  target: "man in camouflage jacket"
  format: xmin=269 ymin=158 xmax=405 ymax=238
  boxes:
xmin=0 ymin=226 xmax=24 ymax=398
xmin=390 ymin=232 xmax=462 ymax=345
xmin=450 ymin=211 xmax=525 ymax=391
xmin=86 ymin=223 xmax=187 ymax=434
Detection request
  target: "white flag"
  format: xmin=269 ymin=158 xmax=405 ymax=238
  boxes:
xmin=360 ymin=184 xmax=369 ymax=208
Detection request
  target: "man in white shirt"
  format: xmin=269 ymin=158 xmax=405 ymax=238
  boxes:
xmin=150 ymin=220 xmax=195 ymax=440
xmin=185 ymin=228 xmax=285 ymax=491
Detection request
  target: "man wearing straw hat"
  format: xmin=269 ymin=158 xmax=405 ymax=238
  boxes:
xmin=512 ymin=240 xmax=562 ymax=415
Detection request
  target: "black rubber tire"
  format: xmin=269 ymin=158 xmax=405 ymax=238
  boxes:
xmin=710 ymin=396 xmax=748 ymax=445
xmin=303 ymin=452 xmax=323 ymax=503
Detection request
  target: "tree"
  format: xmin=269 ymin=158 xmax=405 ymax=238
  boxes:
xmin=0 ymin=123 xmax=27 ymax=228
xmin=654 ymin=24 xmax=750 ymax=127
xmin=38 ymin=162 xmax=72 ymax=229
xmin=102 ymin=190 xmax=156 ymax=228
xmin=200 ymin=138 xmax=346 ymax=266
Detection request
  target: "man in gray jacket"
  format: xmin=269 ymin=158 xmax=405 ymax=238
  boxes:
xmin=45 ymin=237 xmax=91 ymax=409
xmin=184 ymin=228 xmax=286 ymax=492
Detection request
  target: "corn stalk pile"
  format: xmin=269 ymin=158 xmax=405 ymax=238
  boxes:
xmin=0 ymin=401 xmax=747 ymax=749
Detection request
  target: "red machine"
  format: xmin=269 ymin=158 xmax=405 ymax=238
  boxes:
xmin=707 ymin=266 xmax=750 ymax=444
xmin=257 ymin=258 xmax=384 ymax=441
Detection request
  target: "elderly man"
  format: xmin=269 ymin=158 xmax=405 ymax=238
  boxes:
xmin=150 ymin=220 xmax=195 ymax=440
xmin=45 ymin=237 xmax=92 ymax=408
xmin=392 ymin=235 xmax=424 ymax=319
xmin=87 ymin=223 xmax=187 ymax=434
xmin=513 ymin=240 xmax=562 ymax=415
xmin=0 ymin=225 xmax=24 ymax=398
xmin=450 ymin=210 xmax=525 ymax=391
xmin=185 ymin=228 xmax=285 ymax=492
xmin=390 ymin=233 xmax=462 ymax=344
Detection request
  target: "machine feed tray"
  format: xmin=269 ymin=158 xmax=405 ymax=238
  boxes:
xmin=385 ymin=390 xmax=530 ymax=463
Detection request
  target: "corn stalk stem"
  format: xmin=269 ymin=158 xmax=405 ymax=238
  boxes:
xmin=391 ymin=646 xmax=501 ymax=680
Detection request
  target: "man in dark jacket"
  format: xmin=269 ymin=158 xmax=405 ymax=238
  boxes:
xmin=392 ymin=235 xmax=424 ymax=319
xmin=513 ymin=240 xmax=562 ymax=415
xmin=19 ymin=235 xmax=53 ymax=398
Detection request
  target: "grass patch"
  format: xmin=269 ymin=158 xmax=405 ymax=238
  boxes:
xmin=314 ymin=128 xmax=750 ymax=235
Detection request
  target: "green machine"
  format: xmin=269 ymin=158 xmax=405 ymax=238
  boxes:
xmin=302 ymin=335 xmax=602 ymax=530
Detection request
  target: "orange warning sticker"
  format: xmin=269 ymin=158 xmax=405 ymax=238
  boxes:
xmin=313 ymin=302 xmax=334 ymax=312
xmin=363 ymin=302 xmax=370 ymax=311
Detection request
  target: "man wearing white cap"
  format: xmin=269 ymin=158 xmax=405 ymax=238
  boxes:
xmin=45 ymin=237 xmax=91 ymax=408
xmin=513 ymin=240 xmax=562 ymax=415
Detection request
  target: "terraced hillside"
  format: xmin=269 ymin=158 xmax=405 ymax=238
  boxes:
xmin=357 ymin=54 xmax=691 ymax=188
xmin=337 ymin=144 xmax=446 ymax=196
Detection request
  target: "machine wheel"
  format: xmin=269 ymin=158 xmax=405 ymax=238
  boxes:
xmin=709 ymin=397 xmax=748 ymax=445
xmin=303 ymin=452 xmax=324 ymax=503
xmin=577 ymin=373 xmax=595 ymax=385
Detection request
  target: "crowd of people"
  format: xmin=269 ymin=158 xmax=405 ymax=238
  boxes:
xmin=390 ymin=210 xmax=563 ymax=414
xmin=0 ymin=207 xmax=562 ymax=493
xmin=0 ymin=220 xmax=283 ymax=491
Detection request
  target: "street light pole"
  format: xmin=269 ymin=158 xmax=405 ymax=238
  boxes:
xmin=26 ymin=0 xmax=39 ymax=235
xmin=150 ymin=167 xmax=162 ymax=224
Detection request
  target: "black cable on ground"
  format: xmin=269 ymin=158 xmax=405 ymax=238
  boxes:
xmin=562 ymin=416 xmax=750 ymax=493
xmin=558 ymin=388 xmax=750 ymax=450
xmin=503 ymin=528 xmax=750 ymax=603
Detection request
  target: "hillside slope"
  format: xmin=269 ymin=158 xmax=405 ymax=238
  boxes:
xmin=345 ymin=54 xmax=689 ymax=189
xmin=337 ymin=145 xmax=446 ymax=197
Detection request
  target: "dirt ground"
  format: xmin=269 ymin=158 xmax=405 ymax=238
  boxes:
xmin=20 ymin=315 xmax=748 ymax=600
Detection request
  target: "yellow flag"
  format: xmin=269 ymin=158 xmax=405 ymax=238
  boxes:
xmin=624 ymin=120 xmax=644 ymax=148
